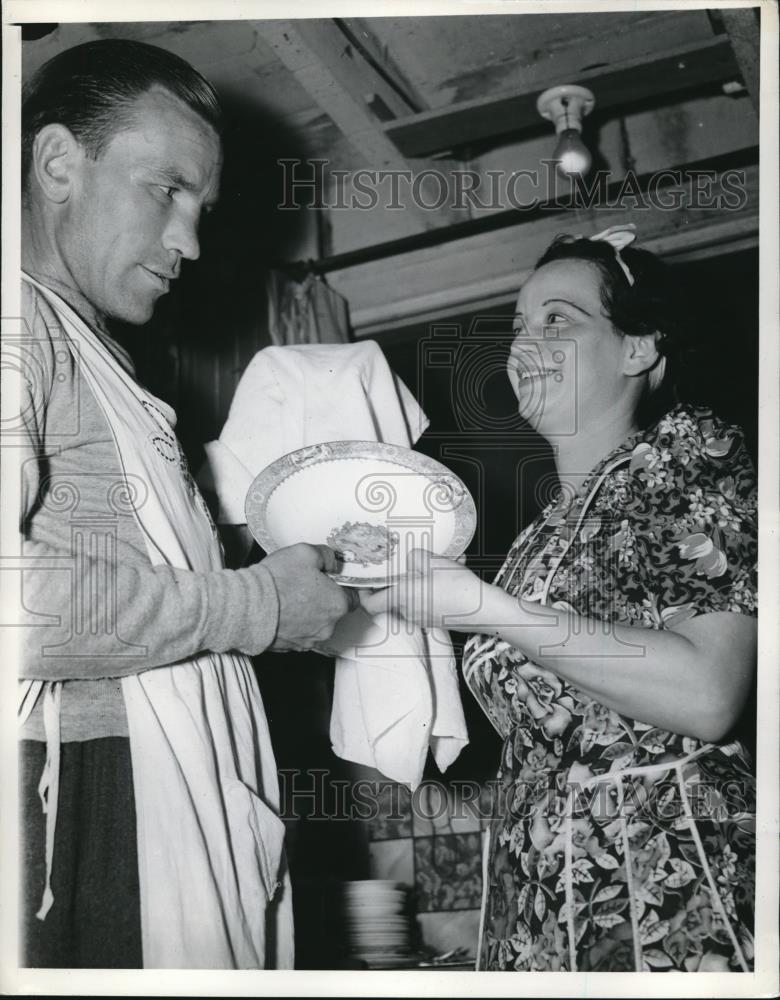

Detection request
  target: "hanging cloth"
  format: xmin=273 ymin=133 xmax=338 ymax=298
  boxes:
xmin=267 ymin=269 xmax=349 ymax=346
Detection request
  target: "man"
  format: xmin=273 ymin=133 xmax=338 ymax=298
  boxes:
xmin=16 ymin=38 xmax=352 ymax=969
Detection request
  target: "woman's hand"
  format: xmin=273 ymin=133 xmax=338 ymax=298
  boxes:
xmin=358 ymin=548 xmax=491 ymax=632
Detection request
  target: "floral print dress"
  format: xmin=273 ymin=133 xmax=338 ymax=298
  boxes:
xmin=463 ymin=405 xmax=757 ymax=972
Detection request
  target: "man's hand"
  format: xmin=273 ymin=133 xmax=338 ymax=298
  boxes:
xmin=358 ymin=548 xmax=486 ymax=632
xmin=263 ymin=543 xmax=356 ymax=652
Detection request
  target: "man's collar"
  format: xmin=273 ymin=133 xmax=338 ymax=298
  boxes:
xmin=24 ymin=268 xmax=136 ymax=376
xmin=23 ymin=267 xmax=110 ymax=335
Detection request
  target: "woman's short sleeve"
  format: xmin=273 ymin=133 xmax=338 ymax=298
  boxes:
xmin=619 ymin=412 xmax=757 ymax=627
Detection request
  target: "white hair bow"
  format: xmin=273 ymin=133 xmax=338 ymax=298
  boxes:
xmin=590 ymin=224 xmax=666 ymax=388
xmin=589 ymin=223 xmax=637 ymax=285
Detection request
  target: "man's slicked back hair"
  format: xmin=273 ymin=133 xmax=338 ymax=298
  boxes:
xmin=22 ymin=38 xmax=222 ymax=186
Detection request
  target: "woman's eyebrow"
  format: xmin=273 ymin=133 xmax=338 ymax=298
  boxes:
xmin=514 ymin=298 xmax=593 ymax=319
xmin=542 ymin=297 xmax=592 ymax=317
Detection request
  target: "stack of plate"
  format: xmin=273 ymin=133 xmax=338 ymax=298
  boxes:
xmin=342 ymin=880 xmax=412 ymax=964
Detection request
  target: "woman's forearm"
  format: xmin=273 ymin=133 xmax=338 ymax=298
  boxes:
xmin=359 ymin=552 xmax=755 ymax=742
xmin=470 ymin=584 xmax=753 ymax=742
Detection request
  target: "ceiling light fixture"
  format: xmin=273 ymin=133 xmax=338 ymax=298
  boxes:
xmin=536 ymin=85 xmax=595 ymax=176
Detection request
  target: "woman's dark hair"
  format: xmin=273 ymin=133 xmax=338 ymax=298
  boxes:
xmin=535 ymin=234 xmax=686 ymax=421
xmin=22 ymin=39 xmax=223 ymax=188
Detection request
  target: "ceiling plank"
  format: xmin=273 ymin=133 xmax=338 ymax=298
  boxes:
xmin=260 ymin=19 xmax=465 ymax=231
xmin=383 ymin=39 xmax=741 ymax=158
xmin=365 ymin=9 xmax=715 ymax=108
xmin=719 ymin=7 xmax=760 ymax=114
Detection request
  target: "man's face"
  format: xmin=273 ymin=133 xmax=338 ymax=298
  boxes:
xmin=59 ymin=86 xmax=222 ymax=324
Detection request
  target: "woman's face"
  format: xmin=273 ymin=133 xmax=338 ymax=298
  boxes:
xmin=507 ymin=259 xmax=632 ymax=437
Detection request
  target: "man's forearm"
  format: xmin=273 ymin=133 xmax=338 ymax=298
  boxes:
xmin=19 ymin=537 xmax=279 ymax=680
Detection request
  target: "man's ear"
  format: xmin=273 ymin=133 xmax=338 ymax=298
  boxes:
xmin=623 ymin=331 xmax=661 ymax=378
xmin=31 ymin=124 xmax=84 ymax=204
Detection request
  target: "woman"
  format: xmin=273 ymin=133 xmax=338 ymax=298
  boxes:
xmin=362 ymin=226 xmax=757 ymax=972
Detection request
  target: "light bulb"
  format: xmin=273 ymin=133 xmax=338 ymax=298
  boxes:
xmin=553 ymin=128 xmax=592 ymax=176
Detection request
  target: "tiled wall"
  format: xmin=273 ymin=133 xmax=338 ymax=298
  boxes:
xmin=363 ymin=781 xmax=491 ymax=962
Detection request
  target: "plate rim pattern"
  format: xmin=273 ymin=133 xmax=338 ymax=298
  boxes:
xmin=244 ymin=440 xmax=477 ymax=586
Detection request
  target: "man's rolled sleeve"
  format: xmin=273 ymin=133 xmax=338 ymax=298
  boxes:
xmin=202 ymin=561 xmax=280 ymax=656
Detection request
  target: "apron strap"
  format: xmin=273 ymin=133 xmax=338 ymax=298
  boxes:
xmin=34 ymin=682 xmax=63 ymax=920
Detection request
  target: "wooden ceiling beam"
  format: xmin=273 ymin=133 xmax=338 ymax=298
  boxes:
xmin=719 ymin=7 xmax=760 ymax=115
xmin=383 ymin=38 xmax=742 ymax=158
xmin=334 ymin=17 xmax=431 ymax=115
xmin=260 ymin=19 xmax=464 ymax=231
xmin=261 ymin=19 xmax=417 ymax=121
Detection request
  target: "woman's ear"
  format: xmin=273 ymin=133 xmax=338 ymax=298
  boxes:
xmin=31 ymin=124 xmax=83 ymax=204
xmin=623 ymin=331 xmax=661 ymax=378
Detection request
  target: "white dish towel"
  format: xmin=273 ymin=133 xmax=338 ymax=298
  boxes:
xmin=200 ymin=342 xmax=469 ymax=789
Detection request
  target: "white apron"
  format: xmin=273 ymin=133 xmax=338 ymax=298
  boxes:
xmin=18 ymin=274 xmax=294 ymax=969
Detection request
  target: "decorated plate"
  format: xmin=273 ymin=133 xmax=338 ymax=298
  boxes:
xmin=245 ymin=441 xmax=476 ymax=586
